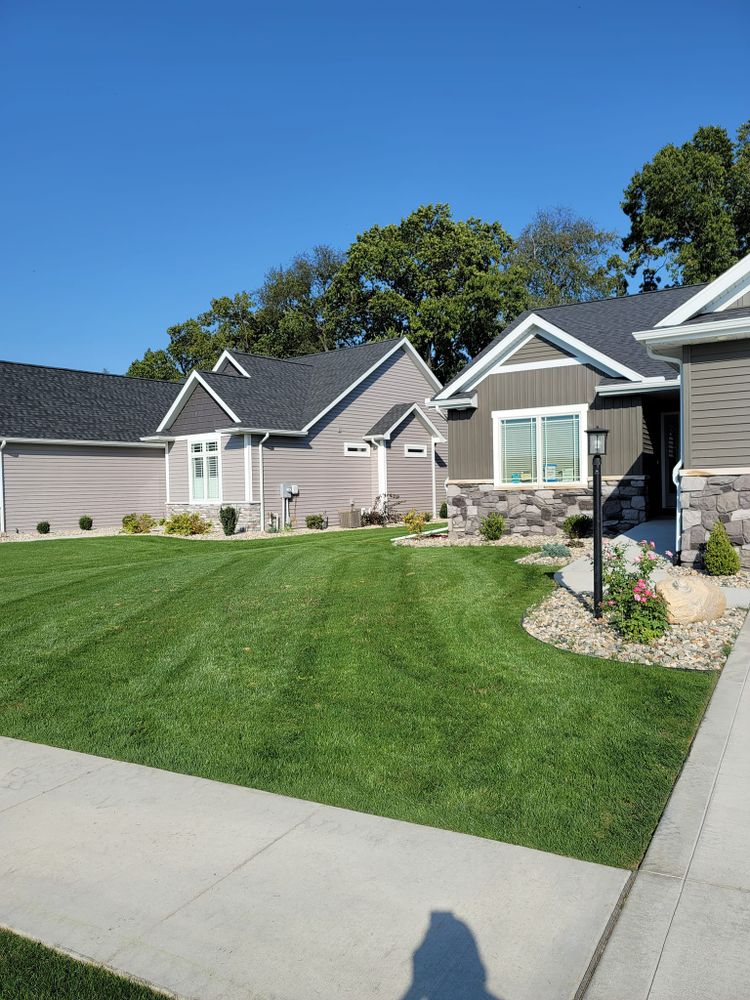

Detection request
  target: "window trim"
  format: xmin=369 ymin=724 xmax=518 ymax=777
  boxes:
xmin=404 ymin=443 xmax=428 ymax=458
xmin=344 ymin=441 xmax=371 ymax=456
xmin=188 ymin=433 xmax=223 ymax=504
xmin=491 ymin=404 xmax=588 ymax=489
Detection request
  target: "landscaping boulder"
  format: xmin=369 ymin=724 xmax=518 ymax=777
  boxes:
xmin=656 ymin=577 xmax=726 ymax=625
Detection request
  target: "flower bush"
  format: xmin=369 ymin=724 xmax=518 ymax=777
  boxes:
xmin=601 ymin=539 xmax=669 ymax=643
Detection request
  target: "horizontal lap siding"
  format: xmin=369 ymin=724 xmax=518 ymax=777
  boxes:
xmin=168 ymin=439 xmax=189 ymax=503
xmin=685 ymin=340 xmax=750 ymax=467
xmin=4 ymin=444 xmax=166 ymax=533
xmin=386 ymin=415 xmax=436 ymax=514
xmin=222 ymin=434 xmax=247 ymax=502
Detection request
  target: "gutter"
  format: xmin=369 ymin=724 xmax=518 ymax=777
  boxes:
xmin=0 ymin=439 xmax=5 ymax=534
xmin=258 ymin=432 xmax=270 ymax=531
xmin=596 ymin=378 xmax=679 ymax=396
xmin=215 ymin=427 xmax=306 ymax=437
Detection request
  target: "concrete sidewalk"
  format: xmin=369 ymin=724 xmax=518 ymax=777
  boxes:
xmin=0 ymin=737 xmax=628 ymax=1000
xmin=586 ymin=611 xmax=750 ymax=999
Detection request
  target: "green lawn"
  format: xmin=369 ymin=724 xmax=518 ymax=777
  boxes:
xmin=0 ymin=929 xmax=161 ymax=1000
xmin=0 ymin=528 xmax=714 ymax=869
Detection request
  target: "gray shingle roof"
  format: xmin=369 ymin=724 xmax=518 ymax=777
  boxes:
xmin=365 ymin=402 xmax=413 ymax=438
xmin=439 ymin=283 xmax=708 ymax=396
xmin=0 ymin=361 xmax=182 ymax=441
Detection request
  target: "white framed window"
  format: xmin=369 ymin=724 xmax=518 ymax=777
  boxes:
xmin=492 ymin=404 xmax=588 ymax=488
xmin=189 ymin=435 xmax=221 ymax=502
xmin=404 ymin=444 xmax=427 ymax=458
xmin=344 ymin=442 xmax=370 ymax=456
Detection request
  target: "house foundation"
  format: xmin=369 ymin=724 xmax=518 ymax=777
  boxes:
xmin=166 ymin=503 xmax=262 ymax=532
xmin=679 ymin=475 xmax=750 ymax=569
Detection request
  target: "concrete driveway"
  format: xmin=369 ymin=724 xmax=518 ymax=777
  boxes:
xmin=586 ymin=613 xmax=750 ymax=999
xmin=0 ymin=737 xmax=628 ymax=1000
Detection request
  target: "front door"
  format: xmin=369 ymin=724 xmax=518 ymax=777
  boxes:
xmin=661 ymin=412 xmax=679 ymax=511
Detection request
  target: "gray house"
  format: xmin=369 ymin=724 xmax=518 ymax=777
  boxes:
xmin=429 ymin=253 xmax=750 ymax=568
xmin=0 ymin=337 xmax=446 ymax=534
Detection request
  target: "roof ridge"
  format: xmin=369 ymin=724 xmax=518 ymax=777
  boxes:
xmin=0 ymin=357 xmax=182 ymax=386
xmin=228 ymin=350 xmax=314 ymax=369
xmin=295 ymin=336 xmax=403 ymax=360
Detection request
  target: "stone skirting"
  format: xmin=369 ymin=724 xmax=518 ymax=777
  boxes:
xmin=679 ymin=475 xmax=750 ymax=569
xmin=447 ymin=479 xmax=649 ymax=537
xmin=166 ymin=503 xmax=261 ymax=532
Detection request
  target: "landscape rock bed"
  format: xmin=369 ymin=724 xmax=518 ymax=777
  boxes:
xmin=524 ymin=587 xmax=744 ymax=670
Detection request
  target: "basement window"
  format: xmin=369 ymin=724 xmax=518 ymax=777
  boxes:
xmin=344 ymin=442 xmax=370 ymax=456
xmin=404 ymin=444 xmax=427 ymax=457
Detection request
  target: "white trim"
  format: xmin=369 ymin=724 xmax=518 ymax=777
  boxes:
xmin=215 ymin=426 xmax=305 ymax=437
xmin=3 ymin=437 xmax=166 ymax=449
xmin=489 ymin=357 xmax=581 ymax=375
xmin=300 ymin=338 xmax=442 ymax=433
xmin=435 ymin=314 xmax=643 ymax=401
xmin=596 ymin=377 xmax=678 ymax=396
xmin=244 ymin=433 xmax=252 ymax=502
xmin=212 ymin=350 xmax=251 ymax=378
xmin=377 ymin=440 xmax=388 ymax=496
xmin=164 ymin=443 xmax=170 ymax=505
xmin=634 ymin=314 xmax=750 ymax=349
xmin=364 ymin=403 xmax=446 ymax=444
xmin=187 ymin=433 xmax=223 ymax=505
xmin=426 ymin=394 xmax=477 ymax=410
xmin=156 ymin=370 xmax=241 ymax=433
xmin=656 ymin=253 xmax=750 ymax=327
xmin=431 ymin=440 xmax=437 ymax=517
xmin=491 ymin=403 xmax=588 ymax=489
xmin=0 ymin=440 xmax=6 ymax=534
xmin=404 ymin=443 xmax=427 ymax=457
xmin=344 ymin=441 xmax=370 ymax=456
xmin=258 ymin=432 xmax=269 ymax=530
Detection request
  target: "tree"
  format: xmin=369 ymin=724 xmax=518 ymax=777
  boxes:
xmin=126 ymin=348 xmax=182 ymax=381
xmin=322 ymin=204 xmax=527 ymax=381
xmin=622 ymin=121 xmax=750 ymax=289
xmin=515 ymin=207 xmax=626 ymax=307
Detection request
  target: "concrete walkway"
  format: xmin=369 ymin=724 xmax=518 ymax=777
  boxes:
xmin=586 ymin=611 xmax=750 ymax=999
xmin=0 ymin=738 xmax=628 ymax=1000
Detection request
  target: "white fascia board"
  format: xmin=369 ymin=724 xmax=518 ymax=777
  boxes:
xmin=212 ymin=350 xmax=251 ymax=378
xmin=655 ymin=253 xmax=750 ymax=327
xmin=426 ymin=394 xmax=477 ymax=410
xmin=435 ymin=314 xmax=642 ymax=400
xmin=3 ymin=437 xmax=166 ymax=448
xmin=156 ymin=370 xmax=241 ymax=433
xmin=300 ymin=338 xmax=441 ymax=434
xmin=215 ymin=426 xmax=306 ymax=437
xmin=596 ymin=377 xmax=679 ymax=396
xmin=634 ymin=314 xmax=750 ymax=348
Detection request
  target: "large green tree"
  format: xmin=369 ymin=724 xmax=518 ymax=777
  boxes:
xmin=622 ymin=121 xmax=750 ymax=290
xmin=515 ymin=207 xmax=626 ymax=307
xmin=322 ymin=204 xmax=527 ymax=381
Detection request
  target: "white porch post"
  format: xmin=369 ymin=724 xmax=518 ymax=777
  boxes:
xmin=377 ymin=440 xmax=388 ymax=496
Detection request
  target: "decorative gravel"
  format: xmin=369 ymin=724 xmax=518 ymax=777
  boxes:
xmin=523 ymin=587 xmax=745 ymax=671
xmin=515 ymin=552 xmax=571 ymax=567
xmin=671 ymin=564 xmax=750 ymax=589
xmin=395 ymin=531 xmax=572 ymax=548
xmin=0 ymin=522 xmax=399 ymax=544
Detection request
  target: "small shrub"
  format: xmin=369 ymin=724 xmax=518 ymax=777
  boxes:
xmin=540 ymin=542 xmax=570 ymax=558
xmin=703 ymin=521 xmax=741 ymax=576
xmin=404 ymin=509 xmax=428 ymax=535
xmin=479 ymin=512 xmax=505 ymax=541
xmin=122 ymin=513 xmax=157 ymax=535
xmin=563 ymin=513 xmax=593 ymax=542
xmin=602 ymin=539 xmax=669 ymax=643
xmin=79 ymin=515 xmax=93 ymax=531
xmin=163 ymin=511 xmax=212 ymax=536
xmin=424 ymin=512 xmax=432 ymax=523
xmin=305 ymin=514 xmax=325 ymax=530
xmin=36 ymin=521 xmax=50 ymax=535
xmin=364 ymin=493 xmax=403 ymax=527
xmin=219 ymin=506 xmax=238 ymax=536
xmin=439 ymin=500 xmax=448 ymax=519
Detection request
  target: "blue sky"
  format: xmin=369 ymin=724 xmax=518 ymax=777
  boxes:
xmin=1 ymin=0 xmax=748 ymax=374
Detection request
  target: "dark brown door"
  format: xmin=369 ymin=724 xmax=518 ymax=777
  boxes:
xmin=661 ymin=412 xmax=679 ymax=510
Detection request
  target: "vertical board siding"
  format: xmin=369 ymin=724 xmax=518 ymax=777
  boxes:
xmin=262 ymin=348 xmax=445 ymax=526
xmin=684 ymin=340 xmax=750 ymax=467
xmin=4 ymin=444 xmax=166 ymax=533
xmin=448 ymin=364 xmax=644 ymax=480
xmin=168 ymin=385 xmax=232 ymax=436
xmin=386 ymin=415 xmax=439 ymax=514
xmin=504 ymin=336 xmax=574 ymax=364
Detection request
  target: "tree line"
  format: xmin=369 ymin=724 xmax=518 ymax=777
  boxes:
xmin=128 ymin=119 xmax=750 ymax=384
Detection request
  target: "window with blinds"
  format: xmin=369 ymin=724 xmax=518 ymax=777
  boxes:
xmin=542 ymin=413 xmax=580 ymax=483
xmin=190 ymin=439 xmax=220 ymax=501
xmin=500 ymin=417 xmax=536 ymax=484
xmin=495 ymin=408 xmax=585 ymax=487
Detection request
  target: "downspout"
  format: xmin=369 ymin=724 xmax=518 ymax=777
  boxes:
xmin=258 ymin=432 xmax=270 ymax=531
xmin=0 ymin=440 xmax=6 ymax=535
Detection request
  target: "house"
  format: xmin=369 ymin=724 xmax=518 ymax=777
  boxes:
xmin=0 ymin=337 xmax=446 ymax=534
xmin=428 ymin=253 xmax=750 ymax=569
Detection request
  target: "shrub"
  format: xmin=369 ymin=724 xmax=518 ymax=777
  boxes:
xmin=163 ymin=512 xmax=212 ymax=536
xmin=364 ymin=493 xmax=403 ymax=527
xmin=79 ymin=515 xmax=93 ymax=531
xmin=305 ymin=514 xmax=325 ymax=530
xmin=404 ymin=509 xmax=428 ymax=535
xmin=439 ymin=500 xmax=448 ymax=519
xmin=703 ymin=521 xmax=741 ymax=576
xmin=36 ymin=521 xmax=50 ymax=534
xmin=219 ymin=506 xmax=238 ymax=536
xmin=563 ymin=513 xmax=593 ymax=542
xmin=602 ymin=539 xmax=669 ymax=643
xmin=122 ymin=513 xmax=157 ymax=535
xmin=479 ymin=512 xmax=505 ymax=541
xmin=424 ymin=512 xmax=432 ymax=523
xmin=540 ymin=542 xmax=570 ymax=558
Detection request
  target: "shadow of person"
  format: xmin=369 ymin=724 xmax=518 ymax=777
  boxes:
xmin=400 ymin=910 xmax=503 ymax=1000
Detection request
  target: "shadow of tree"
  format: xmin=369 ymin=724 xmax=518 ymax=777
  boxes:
xmin=400 ymin=910 xmax=504 ymax=1000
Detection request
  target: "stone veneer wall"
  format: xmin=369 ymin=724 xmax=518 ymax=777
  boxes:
xmin=166 ymin=503 xmax=261 ymax=532
xmin=447 ymin=479 xmax=649 ymax=537
xmin=679 ymin=475 xmax=750 ymax=569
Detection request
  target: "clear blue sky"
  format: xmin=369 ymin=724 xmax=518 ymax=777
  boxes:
xmin=1 ymin=0 xmax=748 ymax=374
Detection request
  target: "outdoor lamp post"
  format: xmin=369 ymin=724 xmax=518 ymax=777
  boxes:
xmin=586 ymin=426 xmax=609 ymax=619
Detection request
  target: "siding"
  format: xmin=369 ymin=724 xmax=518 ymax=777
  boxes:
xmin=167 ymin=439 xmax=189 ymax=503
xmin=168 ymin=385 xmax=232 ymax=436
xmin=215 ymin=358 xmax=244 ymax=376
xmin=684 ymin=340 xmax=750 ymax=468
xmin=167 ymin=433 xmax=253 ymax=503
xmin=504 ymin=336 xmax=573 ymax=364
xmin=4 ymin=444 xmax=166 ymax=533
xmin=386 ymin=414 xmax=438 ymax=515
xmin=448 ymin=363 xmax=644 ymax=480
xmin=262 ymin=348 xmax=445 ymax=526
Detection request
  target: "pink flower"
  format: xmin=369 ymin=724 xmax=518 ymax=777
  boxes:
xmin=650 ymin=541 xmax=656 ymax=549
xmin=665 ymin=549 xmax=673 ymax=558
xmin=647 ymin=551 xmax=657 ymax=561
xmin=640 ymin=539 xmax=647 ymax=545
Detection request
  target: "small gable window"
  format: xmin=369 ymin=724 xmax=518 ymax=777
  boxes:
xmin=404 ymin=444 xmax=427 ymax=458
xmin=344 ymin=442 xmax=370 ymax=456
xmin=190 ymin=437 xmax=220 ymax=501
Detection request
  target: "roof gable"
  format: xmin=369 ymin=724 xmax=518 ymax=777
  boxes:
xmin=656 ymin=252 xmax=750 ymax=327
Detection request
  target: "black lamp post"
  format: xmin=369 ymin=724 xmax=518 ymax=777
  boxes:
xmin=586 ymin=426 xmax=609 ymax=619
